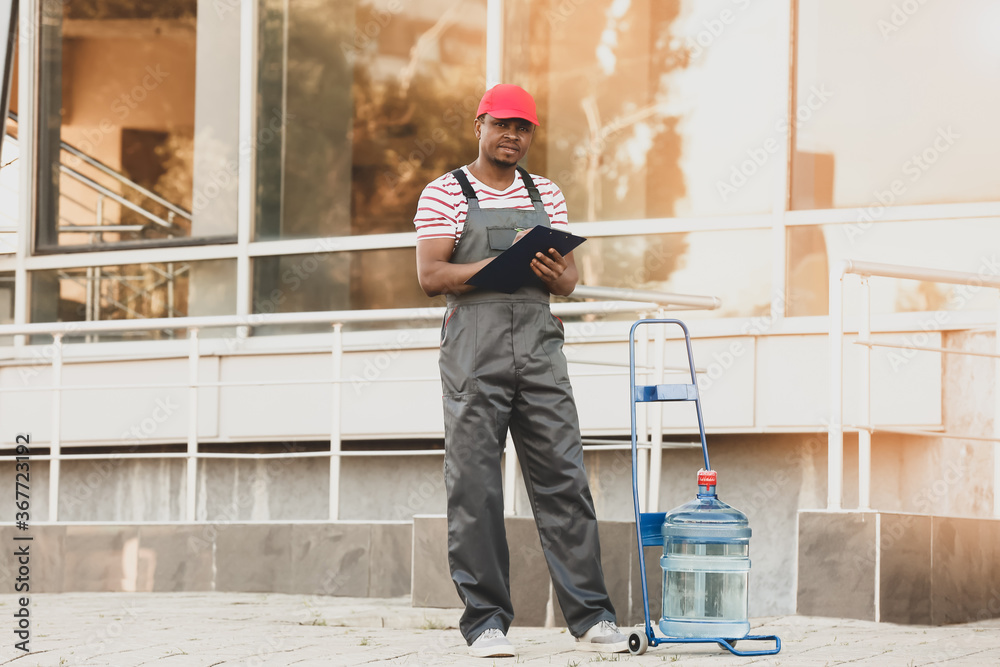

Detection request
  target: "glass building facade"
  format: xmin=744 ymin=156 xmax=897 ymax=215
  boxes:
xmin=2 ymin=0 xmax=999 ymax=333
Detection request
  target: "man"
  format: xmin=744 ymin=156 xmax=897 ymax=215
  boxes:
xmin=414 ymin=84 xmax=627 ymax=658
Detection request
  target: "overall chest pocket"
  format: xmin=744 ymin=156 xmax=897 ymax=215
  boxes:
xmin=486 ymin=227 xmax=517 ymax=256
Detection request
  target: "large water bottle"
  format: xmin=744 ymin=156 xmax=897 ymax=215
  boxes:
xmin=659 ymin=469 xmax=751 ymax=639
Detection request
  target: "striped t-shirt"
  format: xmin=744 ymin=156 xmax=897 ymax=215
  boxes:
xmin=413 ymin=167 xmax=569 ymax=245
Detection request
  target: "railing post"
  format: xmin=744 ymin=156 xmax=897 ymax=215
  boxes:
xmin=167 ymin=262 xmax=175 ymax=320
xmin=186 ymin=328 xmax=199 ymax=521
xmin=84 ymin=266 xmax=97 ymax=343
xmin=828 ymin=267 xmax=845 ymax=510
xmin=330 ymin=323 xmax=343 ymax=521
xmin=647 ymin=308 xmax=666 ymax=512
xmin=93 ymin=269 xmax=101 ymax=322
xmin=85 ymin=267 xmax=93 ymax=326
xmin=858 ymin=277 xmax=871 ymax=510
xmin=995 ymin=297 xmax=1000 ymax=519
xmin=637 ymin=320 xmax=649 ymax=513
xmin=49 ymin=333 xmax=63 ymax=522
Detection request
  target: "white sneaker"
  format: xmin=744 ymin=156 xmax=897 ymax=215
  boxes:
xmin=469 ymin=627 xmax=516 ymax=658
xmin=575 ymin=619 xmax=629 ymax=653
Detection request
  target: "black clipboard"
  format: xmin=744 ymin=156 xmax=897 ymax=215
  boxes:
xmin=465 ymin=225 xmax=587 ymax=294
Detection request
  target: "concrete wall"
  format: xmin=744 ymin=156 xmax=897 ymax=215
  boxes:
xmin=798 ymin=511 xmax=1000 ymax=624
xmin=938 ymin=330 xmax=996 ymax=517
xmin=0 ymin=522 xmax=412 ymax=598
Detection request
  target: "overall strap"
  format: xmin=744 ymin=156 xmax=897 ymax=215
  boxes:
xmin=450 ymin=168 xmax=479 ymax=209
xmin=453 ymin=166 xmax=546 ymax=214
xmin=516 ymin=166 xmax=546 ymax=213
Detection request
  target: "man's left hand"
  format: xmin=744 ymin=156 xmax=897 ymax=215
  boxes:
xmin=531 ymin=248 xmax=567 ymax=285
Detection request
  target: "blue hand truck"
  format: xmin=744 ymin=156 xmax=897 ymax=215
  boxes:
xmin=625 ymin=319 xmax=781 ymax=657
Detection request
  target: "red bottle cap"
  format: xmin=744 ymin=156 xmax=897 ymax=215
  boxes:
xmin=697 ymin=469 xmax=717 ymax=486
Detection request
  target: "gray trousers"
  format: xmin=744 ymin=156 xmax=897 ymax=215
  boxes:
xmin=440 ymin=299 xmax=616 ymax=643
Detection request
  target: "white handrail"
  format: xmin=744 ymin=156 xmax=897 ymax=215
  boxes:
xmin=0 ymin=299 xmax=684 ymax=337
xmin=837 ymin=259 xmax=1000 ymax=289
xmin=829 ymin=260 xmax=1000 ymax=517
xmin=855 ymin=339 xmax=1000 ymax=360
xmin=0 ymin=440 xmax=655 ymax=463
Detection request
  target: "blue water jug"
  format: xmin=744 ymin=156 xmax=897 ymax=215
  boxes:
xmin=659 ymin=469 xmax=751 ymax=640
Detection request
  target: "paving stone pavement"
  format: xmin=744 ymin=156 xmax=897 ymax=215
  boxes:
xmin=0 ymin=593 xmax=997 ymax=666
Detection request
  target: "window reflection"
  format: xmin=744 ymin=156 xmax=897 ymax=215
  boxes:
xmin=0 ymin=116 xmax=16 ymax=243
xmin=38 ymin=0 xmax=214 ymax=249
xmin=0 ymin=271 xmax=12 ymax=323
xmin=794 ymin=0 xmax=1000 ymax=209
xmin=0 ymin=272 xmax=11 ymax=346
xmin=786 ymin=225 xmax=829 ymax=317
xmin=575 ymin=229 xmax=771 ymax=319
xmin=30 ymin=259 xmax=236 ymax=340
xmin=787 ymin=221 xmax=1000 ymax=316
xmin=252 ymin=249 xmax=441 ymax=333
xmin=505 ymin=0 xmax=786 ymax=221
xmin=255 ymin=0 xmax=487 ymax=240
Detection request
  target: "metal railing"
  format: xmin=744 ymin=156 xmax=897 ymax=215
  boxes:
xmin=0 ymin=287 xmax=719 ymax=523
xmin=59 ymin=140 xmax=192 ymax=225
xmin=7 ymin=111 xmax=193 ymax=237
xmin=57 ymin=262 xmax=189 ymax=327
xmin=828 ymin=260 xmax=1000 ymax=517
xmin=58 ymin=163 xmax=182 ymax=232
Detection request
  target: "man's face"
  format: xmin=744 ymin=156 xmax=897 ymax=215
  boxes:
xmin=476 ymin=114 xmax=535 ymax=167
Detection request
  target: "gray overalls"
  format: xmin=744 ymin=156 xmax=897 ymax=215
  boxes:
xmin=440 ymin=166 xmax=616 ymax=644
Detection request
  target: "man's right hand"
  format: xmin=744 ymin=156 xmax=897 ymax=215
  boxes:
xmin=416 ymin=238 xmax=492 ymax=297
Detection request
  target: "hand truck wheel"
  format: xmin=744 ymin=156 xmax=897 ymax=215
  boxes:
xmin=628 ymin=630 xmax=648 ymax=655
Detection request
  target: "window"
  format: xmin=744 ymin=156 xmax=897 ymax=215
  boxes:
xmin=252 ymin=248 xmax=439 ymax=332
xmin=0 ymin=0 xmax=16 ymax=162
xmin=30 ymin=259 xmax=236 ymax=339
xmin=575 ymin=229 xmax=772 ymax=319
xmin=504 ymin=0 xmax=787 ymax=221
xmin=35 ymin=0 xmax=239 ymax=250
xmin=793 ymin=0 xmax=1000 ymax=210
xmin=254 ymin=0 xmax=488 ymax=240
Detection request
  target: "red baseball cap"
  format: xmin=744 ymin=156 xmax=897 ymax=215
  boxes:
xmin=476 ymin=84 xmax=540 ymax=126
